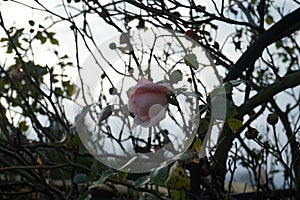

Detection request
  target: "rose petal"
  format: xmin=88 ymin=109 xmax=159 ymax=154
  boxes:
xmin=135 ymin=84 xmax=171 ymax=94
xmin=149 ymin=104 xmax=164 ymax=118
xmin=139 ymin=76 xmax=153 ymax=85
xmin=148 ymin=104 xmax=168 ymax=126
xmin=134 ymin=104 xmax=168 ymax=128
xmin=126 ymin=77 xmax=171 ymax=98
xmin=135 ymin=92 xmax=167 ymax=108
xmin=128 ymin=96 xmax=137 ymax=113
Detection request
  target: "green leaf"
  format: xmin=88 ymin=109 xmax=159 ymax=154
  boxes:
xmin=97 ymin=105 xmax=113 ymax=124
xmin=19 ymin=121 xmax=29 ymax=132
xmin=0 ymin=79 xmax=5 ymax=89
xmin=117 ymin=170 xmax=128 ymax=180
xmin=73 ymin=173 xmax=89 ymax=184
xmin=11 ymin=28 xmax=24 ymax=45
xmin=184 ymin=53 xmax=199 ymax=70
xmin=35 ymin=31 xmax=46 ymax=44
xmin=98 ymin=169 xmax=116 ymax=184
xmin=229 ymin=79 xmax=244 ymax=87
xmin=210 ymin=82 xmax=233 ymax=96
xmin=197 ymin=118 xmax=209 ymax=134
xmin=6 ymin=46 xmax=13 ymax=53
xmin=228 ymin=118 xmax=243 ymax=132
xmin=0 ymin=37 xmax=9 ymax=42
xmin=36 ymin=66 xmax=48 ymax=76
xmin=54 ymin=87 xmax=63 ymax=96
xmin=134 ymin=175 xmax=150 ymax=189
xmin=28 ymin=20 xmax=35 ymax=26
xmin=69 ymin=135 xmax=81 ymax=147
xmin=50 ymin=37 xmax=59 ymax=45
xmin=78 ymin=192 xmax=89 ymax=200
xmin=225 ymin=100 xmax=238 ymax=120
xmin=150 ymin=165 xmax=169 ymax=186
xmin=90 ymin=163 xmax=101 ymax=179
xmin=266 ymin=15 xmax=273 ymax=25
xmin=210 ymin=96 xmax=238 ymax=120
xmin=170 ymin=70 xmax=183 ymax=84
xmin=275 ymin=41 xmax=281 ymax=49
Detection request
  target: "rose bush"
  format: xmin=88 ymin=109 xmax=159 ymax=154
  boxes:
xmin=126 ymin=77 xmax=171 ymax=127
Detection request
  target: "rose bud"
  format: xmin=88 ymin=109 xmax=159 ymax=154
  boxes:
xmin=126 ymin=77 xmax=171 ymax=127
xmin=185 ymin=30 xmax=202 ymax=41
xmin=100 ymin=9 xmax=109 ymax=18
xmin=266 ymin=113 xmax=279 ymax=125
xmin=245 ymin=127 xmax=259 ymax=139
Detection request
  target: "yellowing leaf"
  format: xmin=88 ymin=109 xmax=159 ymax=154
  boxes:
xmin=36 ymin=155 xmax=42 ymax=166
xmin=191 ymin=138 xmax=201 ymax=163
xmin=35 ymin=155 xmax=42 ymax=172
xmin=183 ymin=137 xmax=202 ymax=163
xmin=171 ymin=189 xmax=186 ymax=200
xmin=228 ymin=118 xmax=243 ymax=132
xmin=192 ymin=157 xmax=200 ymax=164
xmin=165 ymin=161 xmax=190 ymax=190
xmin=192 ymin=137 xmax=201 ymax=153
xmin=183 ymin=137 xmax=194 ymax=150
xmin=67 ymin=84 xmax=75 ymax=96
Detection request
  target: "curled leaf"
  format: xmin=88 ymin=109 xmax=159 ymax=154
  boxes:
xmin=150 ymin=165 xmax=169 ymax=186
xmin=184 ymin=54 xmax=199 ymax=70
xmin=170 ymin=70 xmax=183 ymax=84
xmin=134 ymin=175 xmax=150 ymax=189
xmin=73 ymin=173 xmax=89 ymax=184
xmin=97 ymin=105 xmax=113 ymax=124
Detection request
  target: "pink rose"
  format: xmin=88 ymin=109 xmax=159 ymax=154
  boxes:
xmin=126 ymin=77 xmax=171 ymax=127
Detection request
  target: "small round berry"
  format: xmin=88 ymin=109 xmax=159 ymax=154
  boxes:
xmin=245 ymin=127 xmax=259 ymax=139
xmin=267 ymin=113 xmax=279 ymax=125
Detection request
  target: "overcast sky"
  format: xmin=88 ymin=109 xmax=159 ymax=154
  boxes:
xmin=1 ymin=0 xmax=299 ymax=186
